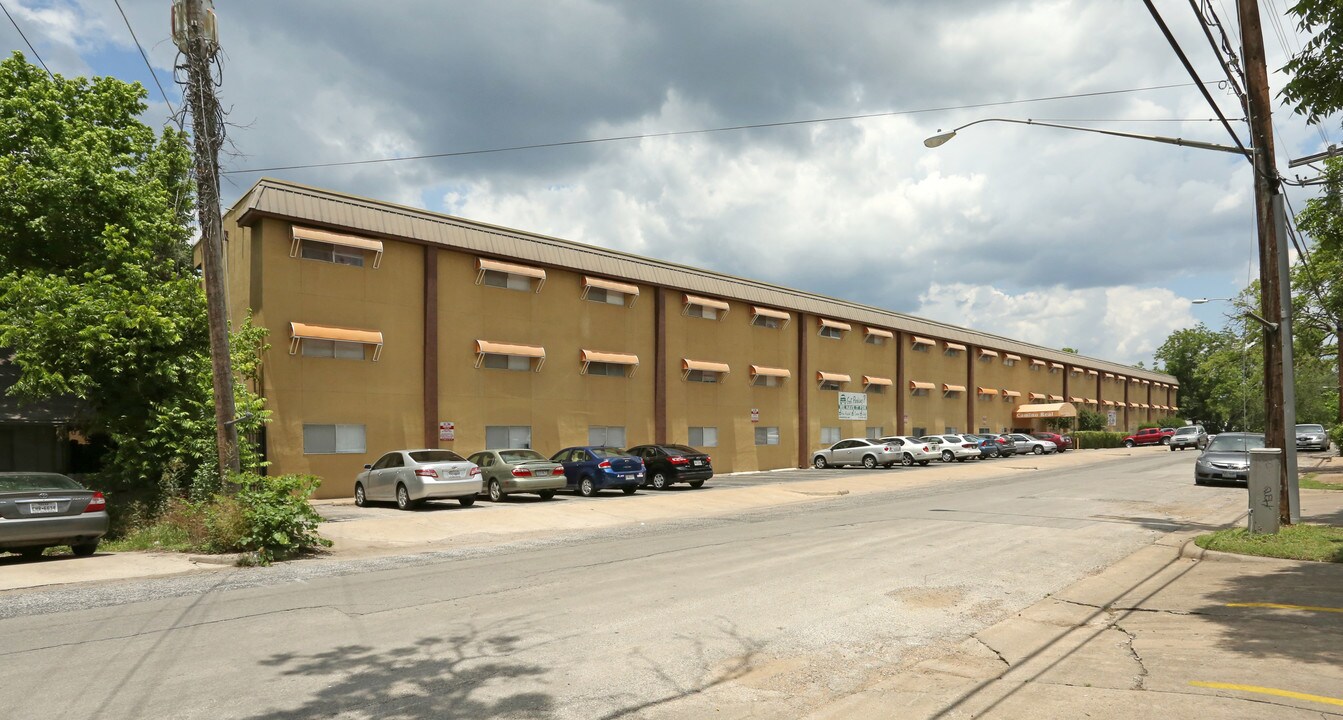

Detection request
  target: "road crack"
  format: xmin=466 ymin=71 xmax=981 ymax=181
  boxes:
xmin=974 ymin=635 xmax=1010 ymax=667
xmin=1112 ymin=621 xmax=1148 ymax=690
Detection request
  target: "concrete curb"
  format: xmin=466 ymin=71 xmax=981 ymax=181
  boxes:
xmin=187 ymin=553 xmax=248 ymax=566
xmin=1176 ymin=537 xmax=1310 ymax=564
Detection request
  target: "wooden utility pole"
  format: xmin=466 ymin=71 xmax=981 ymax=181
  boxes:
xmin=174 ymin=0 xmax=240 ymax=481
xmin=1238 ymin=0 xmax=1292 ymax=524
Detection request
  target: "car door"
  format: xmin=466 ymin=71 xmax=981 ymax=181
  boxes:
xmin=831 ymin=440 xmax=855 ymax=465
xmin=471 ymin=452 xmax=497 ymax=488
xmin=370 ymin=452 xmax=400 ymax=500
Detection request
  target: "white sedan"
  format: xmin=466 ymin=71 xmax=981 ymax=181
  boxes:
xmin=880 ymin=437 xmax=938 ymax=466
xmin=812 ymin=439 xmax=903 ymax=469
xmin=1006 ymin=433 xmax=1058 ymax=455
xmin=919 ymin=435 xmax=983 ymax=462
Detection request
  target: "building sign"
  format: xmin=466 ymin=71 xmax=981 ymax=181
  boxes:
xmin=750 ymin=408 xmax=760 ymax=423
xmin=838 ymin=392 xmax=868 ymax=421
xmin=439 ymin=421 xmax=455 ymax=441
xmin=1107 ymin=410 xmax=1118 ymax=426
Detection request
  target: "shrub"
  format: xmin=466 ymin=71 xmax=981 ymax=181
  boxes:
xmin=1077 ymin=408 xmax=1107 ymax=431
xmin=1330 ymin=425 xmax=1343 ymax=456
xmin=236 ymin=473 xmax=330 ymax=563
xmin=1073 ymin=431 xmax=1127 ymax=449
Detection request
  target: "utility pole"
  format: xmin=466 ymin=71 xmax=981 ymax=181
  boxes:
xmin=173 ymin=0 xmax=240 ymax=482
xmin=1238 ymin=0 xmax=1296 ymax=524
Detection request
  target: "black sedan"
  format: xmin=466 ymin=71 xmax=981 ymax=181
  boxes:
xmin=626 ymin=444 xmax=713 ymax=489
xmin=0 ymin=472 xmax=109 ymax=559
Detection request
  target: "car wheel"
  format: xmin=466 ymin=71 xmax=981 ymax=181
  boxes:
xmin=17 ymin=546 xmax=45 ymax=559
xmin=1194 ymin=478 xmax=1205 ymax=486
xmin=539 ymin=490 xmax=556 ymax=500
xmin=488 ymin=480 xmax=504 ymax=502
xmin=901 ymin=453 xmax=914 ymax=466
xmin=1161 ymin=437 xmax=1170 ymax=445
xmin=941 ymin=450 xmax=954 ymax=463
xmin=1171 ymin=445 xmax=1177 ymax=452
xmin=1033 ymin=445 xmax=1044 ymax=455
xmin=813 ymin=456 xmax=828 ymax=469
xmin=580 ymin=477 xmax=598 ymax=497
xmin=689 ymin=480 xmax=705 ymax=488
xmin=1124 ymin=440 xmax=1135 ymax=448
xmin=990 ymin=447 xmax=1001 ymax=458
xmin=354 ymin=483 xmax=367 ymax=507
xmin=396 ymin=484 xmax=416 ymax=511
xmin=71 ymin=541 xmax=98 ymax=557
xmin=862 ymin=454 xmax=878 ymax=469
xmin=458 ymin=496 xmax=476 ymax=508
xmin=956 ymin=456 xmax=966 ymax=462
xmin=651 ymin=472 xmax=670 ymax=490
xmin=919 ymin=460 xmax=930 ymax=466
xmin=622 ymin=486 xmax=637 ymax=495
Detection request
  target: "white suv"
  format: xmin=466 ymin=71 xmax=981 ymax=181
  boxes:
xmin=1170 ymin=425 xmax=1208 ymax=451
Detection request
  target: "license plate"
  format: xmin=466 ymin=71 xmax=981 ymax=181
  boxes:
xmin=1219 ymin=473 xmax=1238 ymax=479
xmin=693 ymin=460 xmax=703 ymax=466
xmin=446 ymin=470 xmax=462 ymax=478
xmin=536 ymin=469 xmax=550 ymax=476
xmin=28 ymin=502 xmax=58 ymax=514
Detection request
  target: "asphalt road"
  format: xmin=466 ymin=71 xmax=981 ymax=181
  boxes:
xmin=0 ymin=451 xmax=1248 ymax=719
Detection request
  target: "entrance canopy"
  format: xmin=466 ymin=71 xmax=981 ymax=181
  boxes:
xmin=1014 ymin=402 xmax=1078 ymax=419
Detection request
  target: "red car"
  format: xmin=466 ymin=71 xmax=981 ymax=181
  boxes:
xmin=1031 ymin=432 xmax=1072 ymax=452
xmin=1123 ymin=427 xmax=1174 ymax=447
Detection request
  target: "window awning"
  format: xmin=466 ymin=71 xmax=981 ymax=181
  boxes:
xmin=909 ymin=380 xmax=936 ymax=391
xmin=1031 ymin=359 xmax=1047 ymax=367
xmin=1028 ymin=392 xmax=1047 ymax=400
xmin=1070 ymin=396 xmax=1085 ymax=403
xmin=1116 ymin=375 xmax=1127 ymax=381
xmin=911 ymin=336 xmax=935 ymax=346
xmin=683 ymin=358 xmax=730 ymax=374
xmin=1070 ymin=367 xmax=1084 ymax=374
xmin=289 ymin=322 xmax=385 ymax=361
xmin=1088 ymin=369 xmax=1099 ymax=376
xmin=579 ymin=349 xmax=638 ymax=365
xmin=864 ymin=326 xmax=893 ymax=339
xmin=1014 ymin=402 xmax=1078 ymax=419
xmin=944 ymin=342 xmax=967 ymax=352
xmin=1050 ymin=362 xmax=1064 ymax=370
xmin=750 ymin=365 xmax=791 ymax=379
xmin=1172 ymin=406 xmax=1180 ymax=411
xmin=1086 ymin=398 xmax=1098 ymax=404
xmin=473 ymin=339 xmax=544 ymax=370
xmin=977 ymin=387 xmax=999 ymax=395
xmin=685 ymin=294 xmax=729 ymax=312
xmin=751 ymin=306 xmax=791 ymax=325
xmin=943 ymin=383 xmax=966 ymax=393
xmin=1004 ymin=353 xmax=1022 ymax=361
xmin=1048 ymin=394 xmax=1065 ymax=401
xmin=1104 ymin=372 xmax=1115 ymax=379
xmin=1003 ymin=390 xmax=1022 ymax=397
xmin=820 ymin=318 xmax=852 ymax=331
xmin=862 ymin=375 xmax=892 ymax=386
xmin=291 ymin=226 xmax=385 ymax=268
xmin=478 ymin=257 xmax=546 ymax=280
xmin=1142 ymin=379 xmax=1151 ymax=385
xmin=1129 ymin=402 xmax=1141 ymax=408
xmin=817 ymin=371 xmax=851 ymax=384
xmin=1103 ymin=400 xmax=1116 ymax=406
xmin=979 ymin=348 xmax=999 ymax=357
xmin=583 ymin=276 xmax=639 ymax=296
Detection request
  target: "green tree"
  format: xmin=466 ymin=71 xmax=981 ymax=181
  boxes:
xmin=1281 ymin=0 xmax=1343 ymax=127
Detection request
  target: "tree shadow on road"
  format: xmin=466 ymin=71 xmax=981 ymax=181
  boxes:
xmin=250 ymin=622 xmax=554 ymax=719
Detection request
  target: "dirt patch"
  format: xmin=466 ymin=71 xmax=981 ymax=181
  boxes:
xmin=887 ymin=586 xmax=967 ymax=609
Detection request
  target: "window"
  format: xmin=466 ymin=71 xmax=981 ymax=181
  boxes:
xmin=482 ymin=269 xmax=534 ymax=292
xmin=684 ymin=294 xmax=728 ymax=320
xmin=589 ymin=426 xmax=627 ymax=447
xmin=755 ymin=426 xmax=780 ymax=445
xmin=821 ymin=427 xmax=841 ymax=445
xmin=944 ymin=342 xmax=966 ymax=357
xmin=687 ymin=369 xmax=719 ymax=383
xmin=482 ymin=353 xmax=532 ymax=371
xmin=688 ymin=427 xmax=718 ymax=447
xmin=749 ymin=306 xmax=790 ymax=329
xmin=475 ymin=340 xmax=545 ymax=371
xmin=819 ymin=326 xmax=842 ymax=339
xmin=866 ymin=427 xmax=883 ymax=440
xmin=585 ymin=287 xmax=626 ymax=306
xmin=752 ymin=314 xmax=781 ymax=329
xmin=943 ymin=384 xmax=965 ymax=396
xmin=945 ymin=426 xmax=958 ymax=434
xmin=303 ymin=424 xmax=365 ymax=454
xmin=866 ymin=383 xmax=886 ymax=394
xmin=909 ymin=380 xmax=933 ymax=397
xmin=912 ymin=426 xmax=927 ymax=437
xmin=585 ymin=361 xmax=629 ymax=377
xmin=1004 ymin=354 xmax=1020 ymax=367
xmin=753 ymin=374 xmax=781 ymax=387
xmin=819 ymin=379 xmax=842 ymax=391
xmin=301 ymin=339 xmax=367 ymax=360
xmin=684 ymin=359 xmax=729 ymax=382
xmin=486 ymin=425 xmax=532 ymax=449
xmin=979 ymin=349 xmax=998 ymax=362
xmin=477 ymin=258 xmax=545 ymax=292
xmin=978 ymin=427 xmax=991 ymax=434
xmin=864 ymin=334 xmax=883 ymax=345
xmin=300 ymin=240 xmax=365 ymax=267
xmin=687 ymin=304 xmax=718 ymax=320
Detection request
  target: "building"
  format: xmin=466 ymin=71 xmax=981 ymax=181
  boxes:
xmin=220 ymin=179 xmax=1179 ymax=499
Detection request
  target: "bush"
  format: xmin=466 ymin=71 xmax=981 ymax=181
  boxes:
xmin=1330 ymin=425 xmax=1343 ymax=456
xmin=236 ymin=473 xmax=330 ymax=563
xmin=1073 ymin=431 xmax=1127 ymax=449
xmin=1077 ymin=408 xmax=1107 ymax=431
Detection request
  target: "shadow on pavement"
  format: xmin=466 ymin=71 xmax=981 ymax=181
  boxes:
xmin=251 ymin=623 xmax=554 ymax=719
xmin=1191 ymin=560 xmax=1343 ymax=667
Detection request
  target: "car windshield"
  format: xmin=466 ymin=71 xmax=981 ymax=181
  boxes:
xmin=1297 ymin=424 xmax=1325 ymax=433
xmin=1174 ymin=427 xmax=1198 ymax=435
xmin=499 ymin=449 xmax=545 ymax=463
xmin=0 ymin=473 xmax=85 ymax=492
xmin=1207 ymin=435 xmax=1266 ymax=452
xmin=591 ymin=447 xmax=633 ymax=459
xmin=409 ymin=450 xmax=466 ymax=463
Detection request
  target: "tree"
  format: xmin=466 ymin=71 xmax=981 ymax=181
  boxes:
xmin=1292 ymin=157 xmax=1343 ymax=426
xmin=0 ymin=52 xmax=263 ymax=496
xmin=1281 ymin=0 xmax=1343 ymax=127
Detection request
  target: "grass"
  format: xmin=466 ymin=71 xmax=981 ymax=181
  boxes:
xmin=1298 ymin=472 xmax=1343 ymax=491
xmin=100 ymin=522 xmax=194 ymax=553
xmin=1195 ymin=524 xmax=1343 ymax=563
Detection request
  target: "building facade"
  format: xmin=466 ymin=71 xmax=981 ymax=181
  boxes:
xmin=222 ymin=179 xmax=1179 ymax=498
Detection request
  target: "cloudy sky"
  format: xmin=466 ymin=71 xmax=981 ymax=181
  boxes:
xmin=3 ymin=0 xmax=1336 ymax=366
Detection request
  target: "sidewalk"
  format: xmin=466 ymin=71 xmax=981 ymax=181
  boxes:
xmin=808 ymin=489 xmax=1343 ymax=719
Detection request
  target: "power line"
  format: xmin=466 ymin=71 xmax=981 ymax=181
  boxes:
xmin=0 ymin=0 xmax=53 ymax=81
xmin=113 ymin=0 xmax=178 ymax=125
xmin=223 ymin=81 xmax=1222 ymax=174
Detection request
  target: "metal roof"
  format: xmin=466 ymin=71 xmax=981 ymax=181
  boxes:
xmin=230 ymin=178 xmax=1178 ymax=384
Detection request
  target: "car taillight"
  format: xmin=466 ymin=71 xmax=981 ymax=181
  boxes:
xmin=882 ymin=446 xmax=892 ymax=452
xmin=995 ymin=437 xmax=1007 ymax=444
xmin=922 ymin=446 xmax=930 ymax=452
xmin=962 ymin=444 xmax=975 ymax=449
xmin=598 ymin=460 xmax=612 ymax=469
xmin=705 ymin=456 xmax=711 ymax=464
xmin=511 ymin=467 xmax=533 ymax=477
xmin=552 ymin=468 xmax=565 ymax=477
xmin=83 ymin=491 xmax=106 ymax=513
xmin=670 ymin=456 xmax=689 ymax=466
xmin=415 ymin=468 xmax=438 ymax=478
xmin=470 ymin=467 xmax=481 ymax=476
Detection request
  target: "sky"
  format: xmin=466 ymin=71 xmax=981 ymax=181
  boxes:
xmin=3 ymin=0 xmax=1337 ymax=368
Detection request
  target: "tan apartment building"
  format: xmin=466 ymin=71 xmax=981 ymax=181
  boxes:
xmin=220 ymin=179 xmax=1179 ymax=499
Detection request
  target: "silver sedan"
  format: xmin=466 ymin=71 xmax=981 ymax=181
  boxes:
xmin=1006 ymin=433 xmax=1057 ymax=455
xmin=812 ymin=439 xmax=903 ymax=469
xmin=0 ymin=472 xmax=109 ymax=559
xmin=355 ymin=449 xmax=482 ymax=510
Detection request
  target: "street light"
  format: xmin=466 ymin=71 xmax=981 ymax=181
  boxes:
xmin=927 ymin=116 xmax=1300 ymax=525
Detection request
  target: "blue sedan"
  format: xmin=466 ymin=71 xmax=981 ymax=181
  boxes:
xmin=549 ymin=446 xmax=646 ymax=497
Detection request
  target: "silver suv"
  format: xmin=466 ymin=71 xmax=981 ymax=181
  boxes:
xmin=1169 ymin=425 xmax=1208 ymax=451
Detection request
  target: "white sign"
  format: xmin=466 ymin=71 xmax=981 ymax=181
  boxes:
xmin=1106 ymin=410 xmax=1118 ymax=426
xmin=838 ymin=392 xmax=868 ymax=421
xmin=750 ymin=408 xmax=760 ymax=423
xmin=439 ymin=421 xmax=455 ymax=441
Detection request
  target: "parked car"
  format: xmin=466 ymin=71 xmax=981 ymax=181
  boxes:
xmin=550 ymin=446 xmax=645 ymax=496
xmin=466 ymin=449 xmax=567 ymax=501
xmin=811 ymin=438 xmax=902 ymax=469
xmin=1031 ymin=432 xmax=1072 ymax=452
xmin=0 ymin=472 xmax=108 ymax=559
xmin=1295 ymin=423 xmax=1331 ymax=452
xmin=1005 ymin=433 xmax=1057 ymax=455
xmin=919 ymin=435 xmax=982 ymax=462
xmin=627 ymin=444 xmax=712 ymax=489
xmin=963 ymin=434 xmax=1005 ymax=458
xmin=1169 ymin=425 xmax=1209 ymax=451
xmin=879 ymin=437 xmax=937 ymax=466
xmin=1194 ymin=432 xmax=1266 ymax=486
xmin=992 ymin=433 xmax=1019 ymax=457
xmin=356 ymin=449 xmax=482 ymax=510
xmin=1122 ymin=427 xmax=1172 ymax=447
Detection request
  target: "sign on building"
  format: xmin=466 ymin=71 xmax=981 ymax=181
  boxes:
xmin=439 ymin=421 xmax=455 ymax=441
xmin=838 ymin=392 xmax=868 ymax=421
xmin=1106 ymin=410 xmax=1118 ymax=426
xmin=750 ymin=408 xmax=760 ymax=423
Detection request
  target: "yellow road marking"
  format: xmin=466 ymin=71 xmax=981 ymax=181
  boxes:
xmin=1226 ymin=602 xmax=1343 ymax=614
xmin=1190 ymin=681 xmax=1343 ymax=707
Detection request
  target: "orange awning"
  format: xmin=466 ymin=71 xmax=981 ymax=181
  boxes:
xmin=579 ymin=349 xmax=638 ymax=365
xmin=683 ymin=358 xmax=730 ymax=373
xmin=911 ymin=336 xmax=935 ymax=346
xmin=1086 ymin=398 xmax=1098 ymax=404
xmin=862 ymin=375 xmax=892 ymax=386
xmin=1103 ymin=400 xmax=1116 ymax=406
xmin=1003 ymin=390 xmax=1022 ymax=398
xmin=944 ymin=342 xmax=967 ymax=352
xmin=817 ymin=371 xmax=851 ymax=383
xmin=291 ymin=322 xmax=383 ymax=345
xmin=476 ymin=340 xmax=545 ymax=358
xmin=684 ymin=294 xmax=729 ymax=311
xmin=820 ymin=318 xmax=852 ymax=331
xmin=1088 ymin=369 xmax=1099 ymax=376
xmin=1028 ymin=392 xmax=1047 ymax=400
xmin=1070 ymin=396 xmax=1085 ymax=403
xmin=1015 ymin=402 xmax=1078 ymax=419
xmin=750 ymin=365 xmax=791 ymax=378
xmin=1050 ymin=362 xmax=1064 ymax=370
xmin=979 ymin=349 xmax=999 ymax=357
xmin=864 ymin=326 xmax=893 ymax=339
xmin=909 ymin=380 xmax=936 ymax=391
xmin=583 ymin=276 xmax=639 ymax=296
xmin=291 ymin=226 xmax=384 ymax=267
xmin=478 ymin=257 xmax=546 ymax=280
xmin=751 ymin=306 xmax=790 ymax=321
xmin=1031 ymin=359 xmax=1047 ymax=367
xmin=1049 ymin=394 xmax=1064 ymax=401
xmin=943 ymin=383 xmax=966 ymax=393
xmin=1004 ymin=353 xmax=1022 ymax=361
xmin=977 ymin=387 xmax=999 ymax=395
